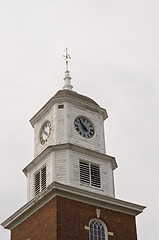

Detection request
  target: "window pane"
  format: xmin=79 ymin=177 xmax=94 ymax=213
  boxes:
xmin=90 ymin=235 xmax=93 ymax=240
xmin=102 ymin=231 xmax=105 ymax=238
xmin=94 ymin=222 xmax=97 ymax=230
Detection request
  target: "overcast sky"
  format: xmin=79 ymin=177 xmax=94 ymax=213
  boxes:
xmin=0 ymin=0 xmax=159 ymax=239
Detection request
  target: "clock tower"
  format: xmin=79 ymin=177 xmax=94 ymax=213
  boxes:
xmin=2 ymin=50 xmax=145 ymax=240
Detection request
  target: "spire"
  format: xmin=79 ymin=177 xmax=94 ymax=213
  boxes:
xmin=63 ymin=48 xmax=73 ymax=90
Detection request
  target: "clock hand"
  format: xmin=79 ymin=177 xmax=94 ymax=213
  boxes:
xmin=79 ymin=118 xmax=89 ymax=132
xmin=42 ymin=130 xmax=49 ymax=136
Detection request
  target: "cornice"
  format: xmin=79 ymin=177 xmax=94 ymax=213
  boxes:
xmin=23 ymin=143 xmax=117 ymax=176
xmin=1 ymin=182 xmax=146 ymax=230
xmin=30 ymin=93 xmax=108 ymax=127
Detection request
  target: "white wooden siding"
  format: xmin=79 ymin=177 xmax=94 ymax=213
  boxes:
xmin=27 ymin=154 xmax=52 ymax=201
xmin=27 ymin=148 xmax=114 ymax=201
xmin=33 ymin=100 xmax=106 ymax=158
xmin=69 ymin=150 xmax=115 ymax=197
xmin=55 ymin=150 xmax=67 ymax=183
xmin=28 ymin=97 xmax=112 ymax=202
xmin=34 ymin=106 xmax=55 ymax=158
xmin=57 ymin=106 xmax=65 ymax=140
xmin=68 ymin=103 xmax=106 ymax=154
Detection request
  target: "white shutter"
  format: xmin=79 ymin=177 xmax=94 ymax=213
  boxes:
xmin=35 ymin=172 xmax=40 ymax=195
xmin=80 ymin=161 xmax=90 ymax=185
xmin=90 ymin=164 xmax=101 ymax=188
xmin=41 ymin=166 xmax=46 ymax=191
xmin=79 ymin=161 xmax=101 ymax=188
xmin=34 ymin=166 xmax=46 ymax=196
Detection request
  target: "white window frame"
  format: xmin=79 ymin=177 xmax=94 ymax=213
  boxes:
xmin=89 ymin=218 xmax=108 ymax=240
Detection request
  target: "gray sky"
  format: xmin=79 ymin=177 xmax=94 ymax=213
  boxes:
xmin=0 ymin=0 xmax=159 ymax=239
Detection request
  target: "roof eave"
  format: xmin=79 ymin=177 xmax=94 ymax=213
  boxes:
xmin=1 ymin=182 xmax=146 ymax=230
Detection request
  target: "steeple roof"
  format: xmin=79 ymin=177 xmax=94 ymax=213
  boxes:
xmin=53 ymin=89 xmax=99 ymax=106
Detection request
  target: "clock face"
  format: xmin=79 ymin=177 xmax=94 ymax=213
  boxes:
xmin=74 ymin=117 xmax=94 ymax=138
xmin=40 ymin=121 xmax=51 ymax=145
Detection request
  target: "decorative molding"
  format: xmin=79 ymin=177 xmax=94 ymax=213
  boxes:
xmin=96 ymin=209 xmax=101 ymax=218
xmin=23 ymin=143 xmax=117 ymax=176
xmin=1 ymin=182 xmax=146 ymax=230
xmin=108 ymin=232 xmax=113 ymax=236
xmin=30 ymin=92 xmax=107 ymax=128
xmin=84 ymin=226 xmax=89 ymax=230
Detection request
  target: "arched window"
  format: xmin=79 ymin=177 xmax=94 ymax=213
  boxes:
xmin=89 ymin=219 xmax=108 ymax=240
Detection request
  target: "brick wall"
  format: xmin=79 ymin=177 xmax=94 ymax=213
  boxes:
xmin=11 ymin=196 xmax=137 ymax=240
xmin=11 ymin=198 xmax=57 ymax=240
xmin=56 ymin=196 xmax=137 ymax=240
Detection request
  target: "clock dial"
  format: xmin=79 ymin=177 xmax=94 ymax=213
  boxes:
xmin=74 ymin=117 xmax=94 ymax=138
xmin=40 ymin=121 xmax=51 ymax=145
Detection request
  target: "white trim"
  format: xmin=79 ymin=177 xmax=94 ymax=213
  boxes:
xmin=30 ymin=93 xmax=107 ymax=128
xmin=23 ymin=143 xmax=117 ymax=176
xmin=66 ymin=149 xmax=70 ymax=184
xmin=1 ymin=182 xmax=146 ymax=230
xmin=55 ymin=104 xmax=58 ymax=141
xmin=51 ymin=152 xmax=55 ymax=182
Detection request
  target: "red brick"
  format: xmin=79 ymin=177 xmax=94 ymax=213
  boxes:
xmin=11 ymin=196 xmax=137 ymax=240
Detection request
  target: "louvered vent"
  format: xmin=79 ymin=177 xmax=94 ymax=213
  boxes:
xmin=35 ymin=172 xmax=40 ymax=195
xmin=41 ymin=166 xmax=46 ymax=190
xmin=80 ymin=161 xmax=101 ymax=188
xmin=80 ymin=161 xmax=90 ymax=185
xmin=90 ymin=164 xmax=101 ymax=188
xmin=34 ymin=166 xmax=46 ymax=196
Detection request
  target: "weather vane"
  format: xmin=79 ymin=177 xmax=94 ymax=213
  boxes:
xmin=63 ymin=48 xmax=71 ymax=71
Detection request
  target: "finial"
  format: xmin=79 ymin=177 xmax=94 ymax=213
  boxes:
xmin=63 ymin=48 xmax=73 ymax=90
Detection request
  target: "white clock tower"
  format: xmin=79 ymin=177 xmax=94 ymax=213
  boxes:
xmin=2 ymin=49 xmax=145 ymax=240
xmin=24 ymin=49 xmax=117 ymax=202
